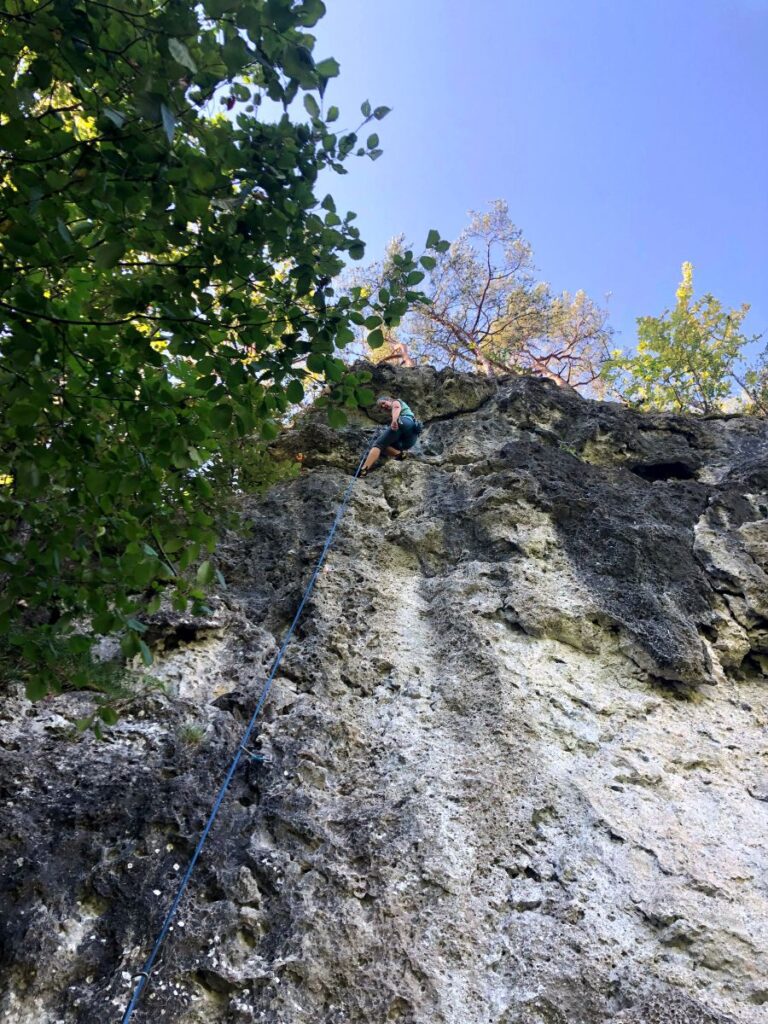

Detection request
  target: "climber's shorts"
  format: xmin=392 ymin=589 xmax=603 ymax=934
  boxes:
xmin=375 ymin=416 xmax=419 ymax=453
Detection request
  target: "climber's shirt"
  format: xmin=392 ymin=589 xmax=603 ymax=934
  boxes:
xmin=396 ymin=400 xmax=415 ymax=422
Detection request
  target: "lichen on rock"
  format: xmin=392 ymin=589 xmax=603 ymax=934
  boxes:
xmin=1 ymin=365 xmax=767 ymax=1024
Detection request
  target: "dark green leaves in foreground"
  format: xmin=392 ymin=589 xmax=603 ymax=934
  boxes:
xmin=0 ymin=0 xmax=441 ymax=701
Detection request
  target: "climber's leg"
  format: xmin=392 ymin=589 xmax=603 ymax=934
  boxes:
xmin=384 ymin=446 xmax=401 ymax=458
xmin=361 ymin=423 xmax=401 ymax=475
xmin=361 ymin=446 xmax=383 ymax=475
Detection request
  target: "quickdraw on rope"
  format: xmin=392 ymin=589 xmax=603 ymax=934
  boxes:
xmin=121 ymin=440 xmax=374 ymax=1023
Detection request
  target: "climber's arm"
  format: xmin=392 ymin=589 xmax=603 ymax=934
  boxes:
xmin=390 ymin=400 xmax=401 ymax=430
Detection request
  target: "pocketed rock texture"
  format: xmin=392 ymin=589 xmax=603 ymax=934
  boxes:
xmin=1 ymin=365 xmax=767 ymax=1024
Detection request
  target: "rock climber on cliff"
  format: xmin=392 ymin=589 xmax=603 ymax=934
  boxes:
xmin=360 ymin=395 xmax=422 ymax=477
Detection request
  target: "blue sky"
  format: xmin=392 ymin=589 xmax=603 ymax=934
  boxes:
xmin=311 ymin=0 xmax=768 ymax=358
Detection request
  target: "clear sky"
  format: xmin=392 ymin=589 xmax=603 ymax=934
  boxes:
xmin=311 ymin=0 xmax=768 ymax=357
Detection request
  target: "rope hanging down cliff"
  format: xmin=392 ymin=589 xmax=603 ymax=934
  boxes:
xmin=121 ymin=438 xmax=376 ymax=1024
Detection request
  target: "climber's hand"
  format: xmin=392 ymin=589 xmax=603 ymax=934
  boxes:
xmin=390 ymin=421 xmax=399 ymax=431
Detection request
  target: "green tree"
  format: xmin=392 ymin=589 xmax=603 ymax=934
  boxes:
xmin=603 ymin=262 xmax=755 ymax=413
xmin=0 ymin=0 xmax=438 ymax=697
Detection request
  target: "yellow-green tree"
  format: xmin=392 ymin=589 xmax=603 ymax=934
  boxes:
xmin=742 ymin=350 xmax=768 ymax=416
xmin=604 ymin=263 xmax=754 ymax=414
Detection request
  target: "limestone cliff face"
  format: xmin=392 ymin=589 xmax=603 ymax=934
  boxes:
xmin=1 ymin=366 xmax=767 ymax=1024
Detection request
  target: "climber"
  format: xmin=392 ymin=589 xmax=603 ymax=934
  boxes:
xmin=360 ymin=395 xmax=422 ymax=477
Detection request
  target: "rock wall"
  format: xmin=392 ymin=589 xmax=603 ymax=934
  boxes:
xmin=1 ymin=366 xmax=767 ymax=1024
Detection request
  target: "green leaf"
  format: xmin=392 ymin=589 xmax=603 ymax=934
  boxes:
xmin=211 ymin=403 xmax=232 ymax=429
xmin=161 ymin=103 xmax=176 ymax=144
xmin=315 ymin=57 xmax=340 ymax=78
xmin=284 ymin=45 xmax=315 ymax=83
xmin=190 ymin=165 xmax=215 ymax=190
xmin=326 ymin=359 xmax=344 ymax=382
xmin=56 ymin=219 xmax=73 ymax=245
xmin=338 ymin=132 xmax=357 ymax=158
xmin=103 ymin=108 xmax=126 ymax=129
xmin=304 ymin=94 xmax=320 ymax=118
xmin=327 ymin=406 xmax=347 ymax=428
xmin=168 ymin=38 xmax=197 ymax=73
xmin=426 ymin=228 xmax=441 ymax=249
xmin=286 ymin=379 xmax=305 ymax=404
xmin=197 ymin=560 xmax=215 ymax=585
xmin=296 ymin=0 xmax=327 ymax=26
xmin=348 ymin=241 xmax=365 ymax=260
xmin=45 ymin=169 xmax=68 ymax=189
xmin=326 ymin=105 xmax=339 ymax=122
xmin=9 ymin=402 xmax=38 ymax=426
xmin=356 ymin=387 xmax=375 ymax=405
xmin=29 ymin=57 xmax=53 ymax=88
xmin=420 ymin=255 xmax=437 ymax=270
xmin=0 ymin=120 xmax=25 ymax=148
xmin=361 ymin=100 xmax=371 ymax=117
xmin=138 ymin=639 xmax=153 ymax=667
xmin=93 ymin=241 xmax=124 ymax=269
xmin=336 ymin=325 xmax=355 ymax=347
xmin=367 ymin=328 xmax=384 ymax=349
xmin=93 ymin=612 xmax=117 ymax=634
xmin=373 ymin=106 xmax=392 ymax=120
xmin=367 ymin=133 xmax=379 ymax=149
xmin=98 ymin=706 xmax=119 ymax=725
xmin=25 ymin=675 xmax=48 ymax=701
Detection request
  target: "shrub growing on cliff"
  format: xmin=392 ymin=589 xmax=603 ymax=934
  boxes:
xmin=0 ymin=0 xmax=440 ymax=697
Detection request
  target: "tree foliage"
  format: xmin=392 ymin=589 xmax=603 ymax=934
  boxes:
xmin=354 ymin=201 xmax=613 ymax=389
xmin=603 ymin=262 xmax=756 ymax=414
xmin=0 ymin=0 xmax=437 ymax=696
xmin=743 ymin=351 xmax=768 ymax=417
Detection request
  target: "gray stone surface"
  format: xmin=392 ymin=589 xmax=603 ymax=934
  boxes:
xmin=1 ymin=366 xmax=767 ymax=1024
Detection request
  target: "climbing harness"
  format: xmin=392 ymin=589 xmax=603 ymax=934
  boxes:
xmin=120 ymin=439 xmax=374 ymax=1023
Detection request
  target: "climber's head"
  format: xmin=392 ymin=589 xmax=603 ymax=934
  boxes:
xmin=377 ymin=395 xmax=394 ymax=411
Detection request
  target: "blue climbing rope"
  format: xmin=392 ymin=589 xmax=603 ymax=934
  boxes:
xmin=121 ymin=440 xmax=374 ymax=1023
